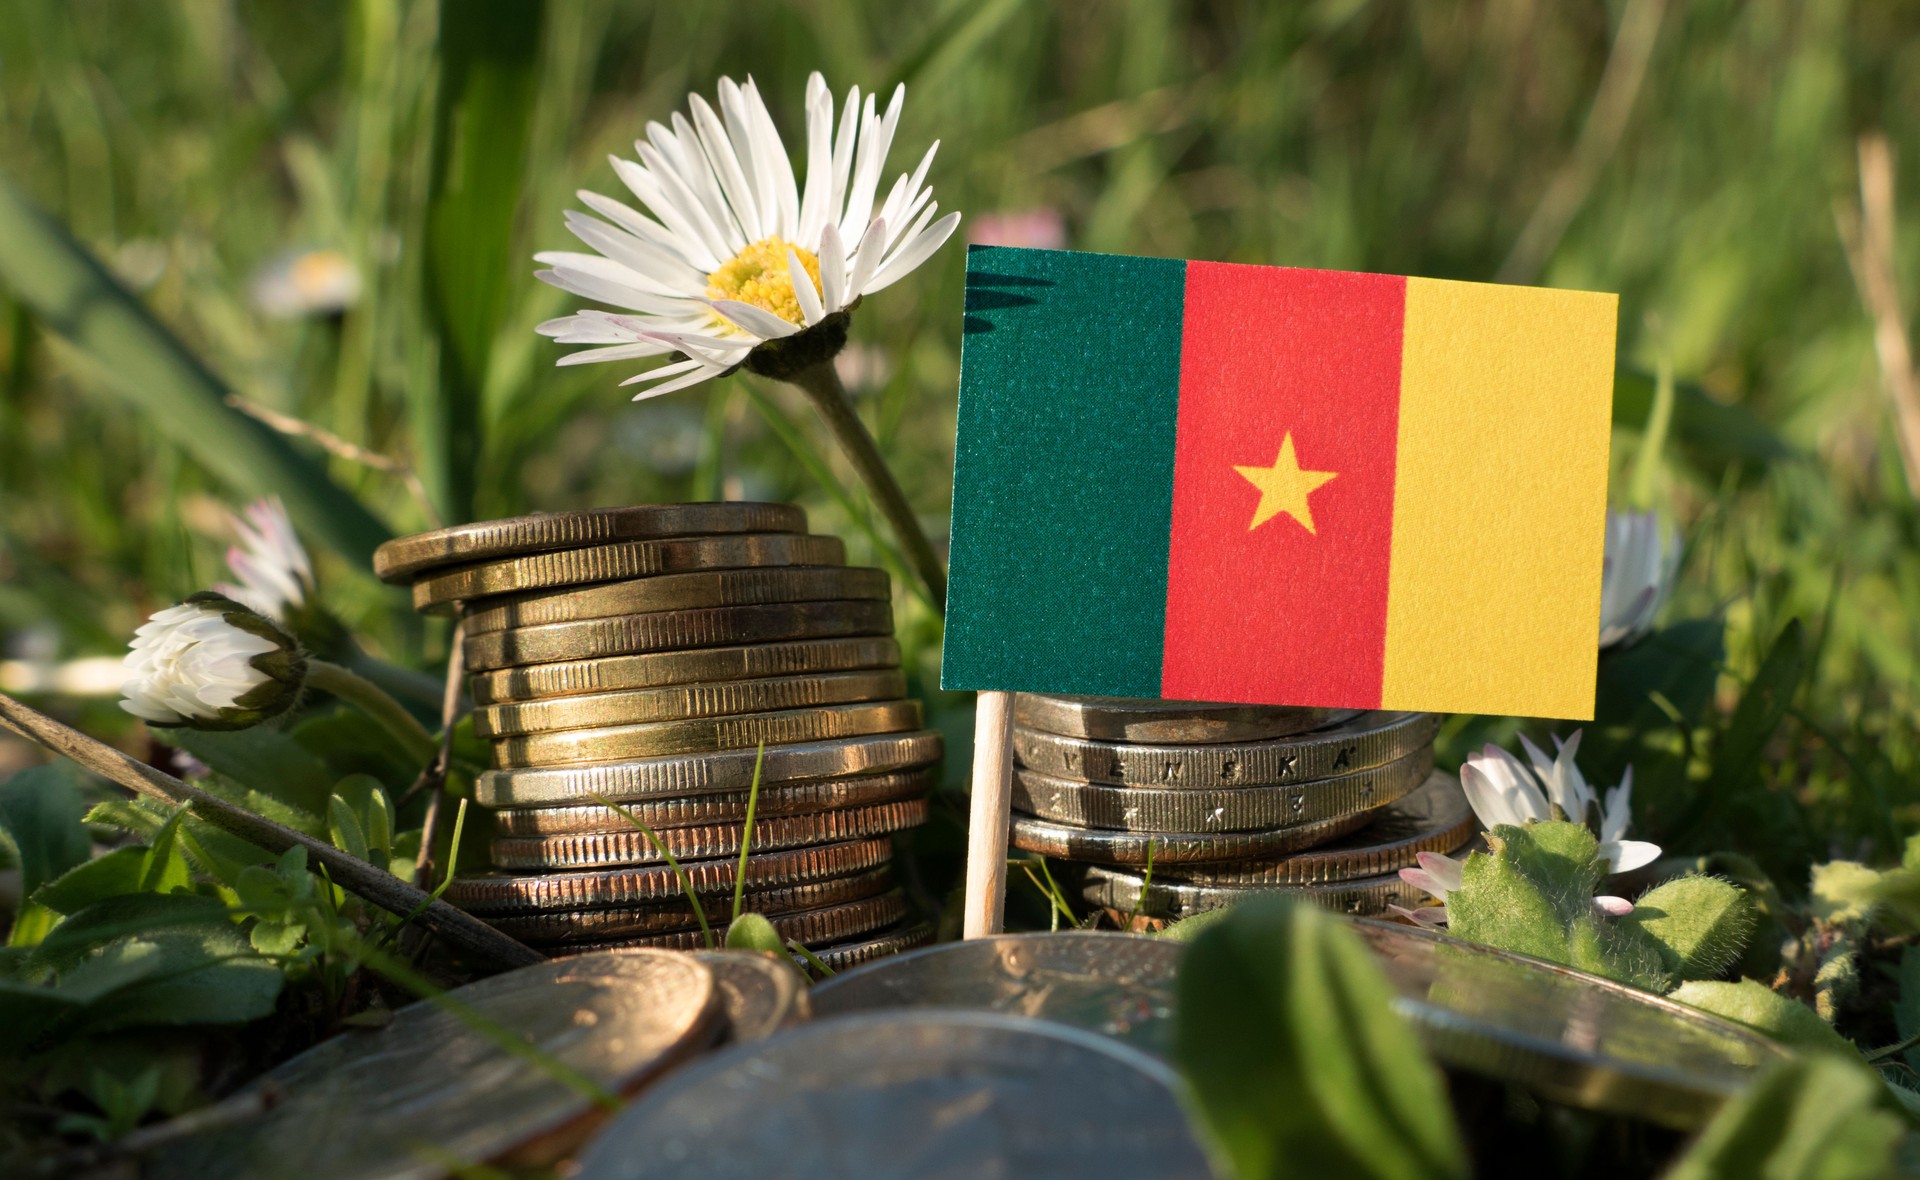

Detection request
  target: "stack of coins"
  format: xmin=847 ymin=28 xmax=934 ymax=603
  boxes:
xmin=995 ymin=696 xmax=1474 ymax=925
xmin=372 ymin=505 xmax=940 ymax=967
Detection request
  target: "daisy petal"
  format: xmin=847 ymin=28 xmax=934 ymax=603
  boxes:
xmin=818 ymin=222 xmax=847 ymax=311
xmin=555 ymin=341 xmax=677 ymax=366
xmin=865 ymin=210 xmax=962 ymax=294
xmin=1593 ymin=895 xmax=1634 ymax=918
xmin=787 ymin=249 xmax=824 ymax=325
xmin=845 ymin=216 xmax=887 ymax=301
xmin=627 ymin=363 xmax=730 ymax=400
xmin=705 ymin=298 xmax=800 ymax=339
xmin=1388 ymin=903 xmax=1449 ymax=928
xmin=1601 ymin=839 xmax=1662 ymax=874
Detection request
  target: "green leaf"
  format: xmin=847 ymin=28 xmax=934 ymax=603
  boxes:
xmin=1809 ymin=861 xmax=1884 ymax=927
xmin=165 ymin=728 xmax=337 ymax=818
xmin=1671 ymin=980 xmax=1859 ymax=1057
xmin=418 ymin=0 xmax=545 ymax=520
xmin=1158 ymin=906 xmax=1235 ymax=942
xmin=0 ymin=762 xmax=92 ymax=895
xmin=137 ymin=806 xmax=193 ymax=893
xmin=1663 ymin=1056 xmax=1900 ymax=1180
xmin=0 ymin=174 xmax=391 ymax=566
xmin=1173 ymin=899 xmax=1469 ymax=1180
xmin=1895 ymin=947 xmax=1920 ymax=1075
xmin=1612 ymin=367 xmax=1793 ymax=482
xmin=327 ymin=794 xmax=371 ymax=865
xmin=1705 ymin=620 xmax=1806 ymax=807
xmin=1445 ymin=822 xmax=1671 ymax=992
xmin=1621 ymin=876 xmax=1756 ymax=981
xmin=1594 ymin=617 xmax=1724 ymax=730
xmin=724 ymin=912 xmax=785 ymax=955
xmin=35 ymin=847 xmax=154 ymax=915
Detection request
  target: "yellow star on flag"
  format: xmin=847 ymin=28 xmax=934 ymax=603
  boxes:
xmin=1234 ymin=433 xmax=1338 ymax=534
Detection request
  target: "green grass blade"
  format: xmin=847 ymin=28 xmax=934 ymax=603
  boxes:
xmin=0 ymin=174 xmax=393 ymax=567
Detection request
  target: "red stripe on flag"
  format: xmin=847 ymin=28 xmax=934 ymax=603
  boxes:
xmin=1160 ymin=263 xmax=1406 ymax=708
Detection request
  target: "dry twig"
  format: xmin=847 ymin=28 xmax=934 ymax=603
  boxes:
xmin=225 ymin=393 xmax=442 ymax=526
xmin=1835 ymin=132 xmax=1920 ymax=497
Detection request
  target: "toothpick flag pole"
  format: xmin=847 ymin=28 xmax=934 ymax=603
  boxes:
xmin=963 ymin=689 xmax=1015 ymax=938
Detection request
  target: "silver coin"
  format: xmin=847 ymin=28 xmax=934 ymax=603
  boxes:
xmin=1084 ymin=866 xmax=1429 ymax=921
xmin=146 ymin=950 xmax=720 ymax=1180
xmin=1164 ymin=771 xmax=1474 ymax=886
xmin=1015 ymin=693 xmax=1359 ymax=743
xmin=569 ymin=1011 xmax=1214 ymax=1180
xmin=810 ymin=931 xmax=1180 ymax=1058
xmin=1013 ymin=747 xmax=1433 ymax=833
xmin=1010 ymin=806 xmax=1377 ymax=866
xmin=1355 ymin=919 xmax=1790 ymax=1128
xmin=558 ymin=892 xmax=909 ymax=953
xmin=485 ymin=867 xmax=897 ymax=944
xmin=799 ymin=921 xmax=935 ymax=972
xmin=691 ymin=950 xmax=810 ymax=1043
xmin=448 ymin=837 xmax=895 ymax=914
xmin=492 ymin=769 xmax=932 ymax=835
xmin=474 ymin=732 xmax=945 ymax=807
xmin=1013 ymin=710 xmax=1440 ymax=787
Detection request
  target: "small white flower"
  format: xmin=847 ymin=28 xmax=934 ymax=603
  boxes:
xmin=535 ymin=72 xmax=962 ymax=398
xmin=1599 ymin=509 xmax=1680 ymax=648
xmin=1399 ymin=732 xmax=1660 ymax=927
xmin=252 ymin=248 xmax=362 ymax=318
xmin=213 ymin=497 xmax=313 ymax=622
xmin=120 ymin=594 xmax=305 ymax=730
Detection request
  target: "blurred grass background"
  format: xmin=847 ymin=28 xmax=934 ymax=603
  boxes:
xmin=0 ymin=0 xmax=1916 ymax=871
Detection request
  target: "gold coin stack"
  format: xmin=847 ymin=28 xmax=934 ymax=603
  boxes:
xmin=373 ymin=505 xmax=940 ymax=968
xmin=996 ymin=695 xmax=1475 ymax=927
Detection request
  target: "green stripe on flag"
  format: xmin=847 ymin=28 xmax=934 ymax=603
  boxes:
xmin=942 ymin=246 xmax=1186 ymax=695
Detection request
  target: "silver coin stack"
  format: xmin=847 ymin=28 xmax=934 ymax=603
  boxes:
xmin=999 ymin=695 xmax=1475 ymax=926
xmin=370 ymin=505 xmax=942 ymax=969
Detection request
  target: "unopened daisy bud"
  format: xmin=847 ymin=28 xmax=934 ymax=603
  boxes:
xmin=119 ymin=593 xmax=306 ymax=731
xmin=1598 ymin=509 xmax=1680 ymax=649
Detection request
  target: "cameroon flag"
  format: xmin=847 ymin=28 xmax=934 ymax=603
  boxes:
xmin=942 ymin=246 xmax=1618 ymax=720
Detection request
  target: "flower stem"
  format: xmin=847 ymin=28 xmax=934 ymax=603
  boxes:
xmin=786 ymin=360 xmax=947 ymax=613
xmin=307 ymin=659 xmax=438 ymax=767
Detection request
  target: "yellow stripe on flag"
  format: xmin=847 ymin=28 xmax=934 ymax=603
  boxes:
xmin=1381 ymin=278 xmax=1617 ymax=719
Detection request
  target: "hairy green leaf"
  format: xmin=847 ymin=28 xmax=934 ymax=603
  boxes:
xmin=165 ymin=728 xmax=336 ymax=819
xmin=1174 ymin=899 xmax=1468 ymax=1180
xmin=1672 ymin=980 xmax=1858 ymax=1057
xmin=1622 ymin=876 xmax=1756 ymax=981
xmin=0 ymin=762 xmax=92 ymax=896
xmin=724 ymin=913 xmax=785 ymax=955
xmin=1664 ymin=1055 xmax=1900 ymax=1180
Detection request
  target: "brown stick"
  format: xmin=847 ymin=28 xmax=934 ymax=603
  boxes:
xmin=963 ymin=690 xmax=1015 ymax=938
xmin=409 ymin=619 xmax=467 ymax=889
xmin=1836 ymin=132 xmax=1920 ymax=497
xmin=0 ymin=691 xmax=542 ymax=970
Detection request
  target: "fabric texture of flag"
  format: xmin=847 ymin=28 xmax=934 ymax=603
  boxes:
xmin=941 ymin=245 xmax=1618 ymax=720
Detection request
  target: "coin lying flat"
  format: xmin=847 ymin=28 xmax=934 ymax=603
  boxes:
xmin=1164 ymin=772 xmax=1474 ymax=886
xmin=487 ymin=868 xmax=897 ymax=944
xmin=493 ymin=770 xmax=933 ymax=836
xmin=475 ymin=731 xmax=945 ymax=806
xmin=470 ymin=637 xmax=901 ymax=705
xmin=1014 ymin=694 xmax=1359 ymax=744
xmin=690 ymin=950 xmax=810 ymax=1043
xmin=464 ymin=600 xmax=895 ymax=670
xmin=489 ymin=799 xmax=929 ymax=870
xmin=463 ymin=566 xmax=892 ymax=634
xmin=147 ymin=950 xmax=720 ymax=1180
xmin=1010 ymin=806 xmax=1377 ymax=866
xmin=588 ymin=891 xmax=908 ymax=952
xmin=1354 ymin=919 xmax=1789 ymax=1128
xmin=475 ymin=671 xmax=909 ymax=737
xmin=1013 ymin=747 xmax=1433 ymax=833
xmin=801 ymin=923 xmax=935 ymax=972
xmin=809 ymin=931 xmax=1181 ymax=1058
xmin=1084 ymin=866 xmax=1430 ymax=921
xmin=374 ymin=503 xmax=808 ymax=582
xmin=1013 ymin=710 xmax=1440 ymax=788
xmin=568 ymin=1011 xmax=1213 ymax=1180
xmin=488 ymin=700 xmax=926 ymax=769
xmin=412 ymin=533 xmax=847 ymax=609
xmin=448 ymin=837 xmax=895 ymax=914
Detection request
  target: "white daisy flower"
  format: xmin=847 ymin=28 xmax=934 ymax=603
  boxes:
xmin=252 ymin=248 xmax=362 ymax=318
xmin=120 ymin=594 xmax=306 ymax=730
xmin=1394 ymin=730 xmax=1659 ymax=927
xmin=213 ymin=497 xmax=313 ymax=622
xmin=1599 ymin=509 xmax=1680 ymax=648
xmin=534 ymin=72 xmax=962 ymax=398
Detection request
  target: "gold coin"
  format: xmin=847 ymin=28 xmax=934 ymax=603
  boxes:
xmin=462 ymin=566 xmax=892 ymax=634
xmin=1014 ymin=694 xmax=1358 ymax=744
xmin=447 ymin=837 xmax=894 ymax=914
xmin=488 ymin=700 xmax=925 ymax=769
xmin=1012 ymin=711 xmax=1440 ymax=788
xmin=412 ymin=533 xmax=847 ymax=609
xmin=464 ymin=600 xmax=894 ymax=670
xmin=475 ymin=731 xmax=946 ymax=807
xmin=485 ymin=867 xmax=897 ymax=943
xmin=798 ymin=922 xmax=935 ymax=973
xmin=493 ymin=769 xmax=934 ymax=835
xmin=566 ymin=892 xmax=910 ymax=953
xmin=470 ymin=637 xmax=901 ymax=705
xmin=476 ymin=670 xmax=909 ymax=737
xmin=374 ymin=503 xmax=808 ymax=583
xmin=489 ymin=799 xmax=931 ymax=870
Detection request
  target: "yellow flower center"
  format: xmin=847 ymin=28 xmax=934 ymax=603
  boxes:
xmin=706 ymin=238 xmax=822 ymax=328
